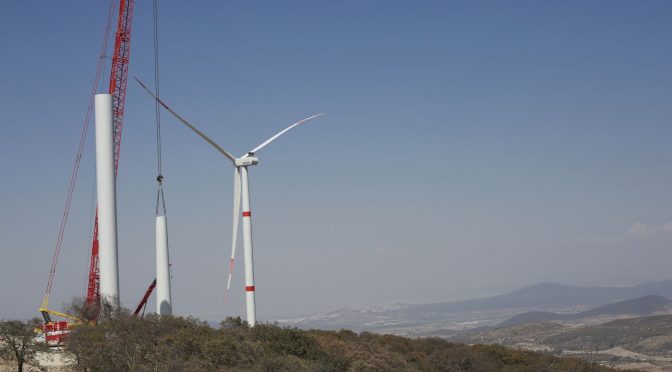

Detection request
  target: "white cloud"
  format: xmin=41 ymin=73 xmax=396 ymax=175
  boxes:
xmin=371 ymin=247 xmax=386 ymax=255
xmin=627 ymin=222 xmax=672 ymax=237
xmin=583 ymin=221 xmax=672 ymax=243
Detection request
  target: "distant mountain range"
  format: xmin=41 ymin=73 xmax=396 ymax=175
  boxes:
xmin=281 ymin=279 xmax=672 ymax=335
xmin=410 ymin=279 xmax=672 ymax=316
xmin=498 ymin=295 xmax=672 ymax=327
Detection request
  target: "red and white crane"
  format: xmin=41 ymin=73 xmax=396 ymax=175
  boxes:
xmin=39 ymin=0 xmax=151 ymax=345
xmin=86 ymin=0 xmax=135 ymax=310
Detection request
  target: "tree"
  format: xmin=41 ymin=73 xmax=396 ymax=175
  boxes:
xmin=62 ymin=295 xmax=124 ymax=322
xmin=0 ymin=318 xmax=48 ymax=372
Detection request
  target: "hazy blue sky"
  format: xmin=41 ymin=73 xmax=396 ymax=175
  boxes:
xmin=1 ymin=1 xmax=671 ymax=321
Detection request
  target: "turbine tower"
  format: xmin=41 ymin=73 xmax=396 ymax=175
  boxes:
xmin=94 ymin=94 xmax=120 ymax=306
xmin=136 ymin=78 xmax=323 ymax=326
xmin=156 ymin=213 xmax=171 ymax=315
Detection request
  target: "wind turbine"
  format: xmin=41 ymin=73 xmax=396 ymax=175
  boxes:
xmin=136 ymin=78 xmax=323 ymax=326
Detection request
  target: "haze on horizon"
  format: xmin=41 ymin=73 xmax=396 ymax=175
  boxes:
xmin=1 ymin=1 xmax=671 ymax=321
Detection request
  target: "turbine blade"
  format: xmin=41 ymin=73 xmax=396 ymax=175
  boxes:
xmin=135 ymin=77 xmax=237 ymax=163
xmin=226 ymin=272 xmax=233 ymax=292
xmin=247 ymin=113 xmax=324 ymax=155
xmin=226 ymin=167 xmax=242 ymax=291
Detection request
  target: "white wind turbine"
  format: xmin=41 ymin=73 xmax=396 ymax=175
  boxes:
xmin=137 ymin=78 xmax=323 ymax=326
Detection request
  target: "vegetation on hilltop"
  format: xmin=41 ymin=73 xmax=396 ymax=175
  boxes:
xmin=62 ymin=311 xmax=619 ymax=371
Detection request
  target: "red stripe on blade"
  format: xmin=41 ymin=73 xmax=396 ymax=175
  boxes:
xmin=245 ymin=286 xmax=255 ymax=292
xmin=242 ymin=211 xmax=251 ymax=217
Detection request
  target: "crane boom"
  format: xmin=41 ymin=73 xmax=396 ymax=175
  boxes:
xmin=133 ymin=279 xmax=157 ymax=317
xmin=110 ymin=0 xmax=135 ymax=171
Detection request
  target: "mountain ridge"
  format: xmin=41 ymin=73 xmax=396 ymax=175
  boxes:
xmin=281 ymin=279 xmax=672 ymax=334
xmin=498 ymin=295 xmax=672 ymax=327
xmin=410 ymin=279 xmax=672 ymax=315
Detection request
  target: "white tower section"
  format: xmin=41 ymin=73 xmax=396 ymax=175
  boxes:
xmin=240 ymin=166 xmax=256 ymax=326
xmin=94 ymin=94 xmax=120 ymax=305
xmin=155 ymin=215 xmax=172 ymax=315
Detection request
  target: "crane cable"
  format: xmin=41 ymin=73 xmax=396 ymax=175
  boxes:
xmin=153 ymin=0 xmax=166 ymax=216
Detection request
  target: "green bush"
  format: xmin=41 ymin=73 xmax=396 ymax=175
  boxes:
xmin=251 ymin=322 xmax=320 ymax=359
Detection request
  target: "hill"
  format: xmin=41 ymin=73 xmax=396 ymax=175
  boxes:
xmin=498 ymin=310 xmax=568 ymax=327
xmin=498 ymin=295 xmax=672 ymax=327
xmin=57 ymin=314 xmax=625 ymax=371
xmin=454 ymin=315 xmax=672 ymax=371
xmin=577 ymin=294 xmax=672 ymax=318
xmin=544 ymin=315 xmax=672 ymax=356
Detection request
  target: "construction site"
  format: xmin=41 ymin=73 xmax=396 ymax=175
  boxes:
xmin=37 ymin=0 xmax=165 ymax=345
xmin=37 ymin=0 xmax=326 ymax=346
xmin=2 ymin=1 xmax=671 ymax=371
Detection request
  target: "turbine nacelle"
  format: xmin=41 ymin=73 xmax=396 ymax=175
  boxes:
xmin=236 ymin=155 xmax=258 ymax=167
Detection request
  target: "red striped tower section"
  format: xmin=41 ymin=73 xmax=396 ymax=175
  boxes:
xmin=240 ymin=166 xmax=256 ymax=326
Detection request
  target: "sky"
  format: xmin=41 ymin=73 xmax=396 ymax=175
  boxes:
xmin=1 ymin=1 xmax=672 ymax=321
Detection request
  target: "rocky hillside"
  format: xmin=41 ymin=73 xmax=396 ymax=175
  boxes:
xmin=455 ymin=315 xmax=672 ymax=371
